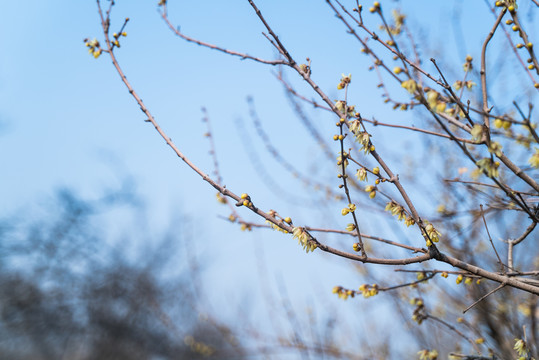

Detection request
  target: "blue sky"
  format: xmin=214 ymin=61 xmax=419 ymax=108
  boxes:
xmin=2 ymin=0 xmax=534 ymax=354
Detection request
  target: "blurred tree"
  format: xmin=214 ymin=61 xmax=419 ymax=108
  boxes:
xmin=0 ymin=189 xmax=245 ymax=359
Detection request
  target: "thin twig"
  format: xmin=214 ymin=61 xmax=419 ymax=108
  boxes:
xmin=479 ymin=204 xmax=505 ymax=273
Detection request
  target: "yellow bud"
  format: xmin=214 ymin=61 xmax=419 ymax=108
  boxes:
xmin=369 ymin=191 xmax=376 ymax=199
xmin=494 ymin=118 xmax=503 ymax=128
xmin=512 ymin=25 xmax=519 ymax=31
xmin=393 ymin=66 xmax=403 ymax=74
xmin=284 ymin=217 xmax=292 ymax=224
xmin=372 ymin=167 xmax=380 ymax=175
xmin=243 ymin=200 xmax=249 ymax=207
xmin=508 ymin=5 xmax=515 ymax=11
xmin=241 ymin=193 xmax=248 ymax=199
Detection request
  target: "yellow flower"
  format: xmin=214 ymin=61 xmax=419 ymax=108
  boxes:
xmin=528 ymin=148 xmax=539 ymax=168
xmin=488 ymin=141 xmax=503 ymax=156
xmin=426 ymin=90 xmax=439 ymax=109
xmin=476 ymin=158 xmax=500 ymax=178
xmin=514 ymin=338 xmax=529 ymax=357
xmin=471 ymin=124 xmax=484 ymax=142
xmin=401 ymin=79 xmax=417 ymax=94
xmin=216 ymin=192 xmax=227 ymax=204
xmin=337 ymin=151 xmax=349 ymax=168
xmin=424 ymin=222 xmax=441 ymax=242
xmin=356 ymin=167 xmax=368 ymax=181
xmin=404 ymin=216 xmax=415 ymax=227
xmin=292 ymin=227 xmax=317 ymax=253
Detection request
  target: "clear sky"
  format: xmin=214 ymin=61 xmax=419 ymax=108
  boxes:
xmin=2 ymin=0 xmax=533 ymax=355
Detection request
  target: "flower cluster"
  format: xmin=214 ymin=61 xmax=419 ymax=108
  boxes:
xmin=529 ymin=148 xmax=539 ymax=168
xmin=292 ymin=227 xmax=317 ymax=253
xmin=341 ymin=203 xmax=357 ymax=216
xmin=356 ymin=167 xmax=368 ymax=181
xmin=470 ymin=124 xmax=484 ymax=143
xmin=239 ymin=193 xmax=253 ymax=207
xmin=385 ymin=200 xmax=406 ymax=221
xmin=265 ymin=220 xmax=288 ymax=234
xmin=111 ymin=31 xmax=127 ymax=48
xmin=488 ymin=141 xmax=503 ymax=157
xmin=514 ymin=338 xmax=530 ymax=359
xmin=410 ymin=297 xmax=427 ymax=325
xmin=216 ymin=192 xmax=227 ymax=204
xmin=365 ymin=185 xmax=377 ymax=199
xmin=337 ymin=73 xmax=352 ymax=90
xmin=493 ymin=118 xmax=512 ymax=129
xmin=337 ymin=151 xmax=349 ymax=168
xmin=401 ymin=79 xmax=418 ymax=94
xmin=476 ymin=158 xmax=500 ymax=178
xmin=423 ymin=221 xmax=441 ymax=246
xmin=335 ymin=100 xmax=356 ymax=117
xmin=462 ymin=55 xmax=473 ymax=72
xmin=240 ymin=223 xmax=252 ymax=231
xmin=426 ymin=90 xmax=446 ymax=114
xmin=332 ymin=286 xmax=355 ymax=300
xmin=358 ymin=283 xmax=379 ymax=298
xmin=84 ymin=38 xmax=102 ymax=59
xmin=418 ymin=349 xmax=438 ymax=360
xmin=453 ymin=80 xmax=476 ymax=90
